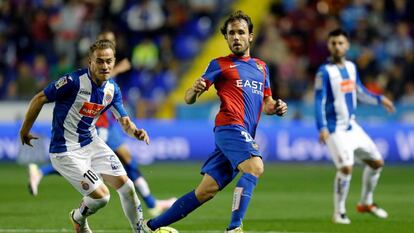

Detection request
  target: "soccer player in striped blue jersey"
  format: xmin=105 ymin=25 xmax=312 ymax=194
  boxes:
xmin=142 ymin=10 xmax=288 ymax=233
xmin=20 ymin=39 xmax=148 ymax=233
xmin=314 ymin=29 xmax=395 ymax=224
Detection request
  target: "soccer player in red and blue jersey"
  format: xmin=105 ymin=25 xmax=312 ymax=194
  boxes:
xmin=143 ymin=10 xmax=288 ymax=233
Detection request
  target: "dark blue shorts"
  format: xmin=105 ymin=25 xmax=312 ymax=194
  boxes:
xmin=106 ymin=124 xmax=124 ymax=151
xmin=201 ymin=125 xmax=261 ymax=189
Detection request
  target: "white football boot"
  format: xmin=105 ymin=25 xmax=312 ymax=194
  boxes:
xmin=332 ymin=212 xmax=351 ymax=224
xmin=69 ymin=209 xmax=92 ymax=233
xmin=225 ymin=226 xmax=243 ymax=233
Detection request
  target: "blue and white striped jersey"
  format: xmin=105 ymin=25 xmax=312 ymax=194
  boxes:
xmin=44 ymin=68 xmax=127 ymax=153
xmin=314 ymin=60 xmax=382 ymax=133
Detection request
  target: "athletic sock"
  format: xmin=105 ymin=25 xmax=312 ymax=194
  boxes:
xmin=228 ymin=173 xmax=258 ymax=230
xmin=334 ymin=171 xmax=351 ymax=214
xmin=73 ymin=195 xmax=110 ymax=223
xmin=360 ymin=166 xmax=381 ymax=205
xmin=117 ymin=179 xmax=143 ymax=233
xmin=124 ymin=156 xmax=141 ymax=181
xmin=148 ymin=190 xmax=201 ymax=230
xmin=134 ymin=177 xmax=156 ymax=208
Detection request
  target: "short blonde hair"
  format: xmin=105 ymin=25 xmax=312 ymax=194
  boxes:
xmin=89 ymin=39 xmax=116 ymax=57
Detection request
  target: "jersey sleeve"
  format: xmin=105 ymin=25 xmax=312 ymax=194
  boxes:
xmin=43 ymin=75 xmax=77 ymax=102
xmin=263 ymin=63 xmax=272 ymax=97
xmin=202 ymin=59 xmax=222 ymax=90
xmin=110 ymin=83 xmax=128 ymax=119
xmin=314 ymin=66 xmax=328 ymax=131
xmin=355 ymin=69 xmax=382 ymax=105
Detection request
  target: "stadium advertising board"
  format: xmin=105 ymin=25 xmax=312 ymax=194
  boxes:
xmin=1 ymin=121 xmax=414 ymax=164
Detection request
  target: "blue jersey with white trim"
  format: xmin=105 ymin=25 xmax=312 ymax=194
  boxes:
xmin=314 ymin=60 xmax=382 ymax=133
xmin=44 ymin=68 xmax=127 ymax=153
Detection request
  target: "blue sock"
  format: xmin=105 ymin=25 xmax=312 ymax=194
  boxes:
xmin=148 ymin=190 xmax=202 ymax=230
xmin=40 ymin=164 xmax=58 ymax=176
xmin=142 ymin=192 xmax=157 ymax=209
xmin=124 ymin=157 xmax=140 ymax=181
xmin=228 ymin=173 xmax=258 ymax=230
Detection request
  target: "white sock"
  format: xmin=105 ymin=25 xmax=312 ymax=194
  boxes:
xmin=134 ymin=177 xmax=151 ymax=197
xmin=360 ymin=166 xmax=381 ymax=205
xmin=117 ymin=179 xmax=143 ymax=233
xmin=334 ymin=171 xmax=351 ymax=214
xmin=73 ymin=195 xmax=110 ymax=223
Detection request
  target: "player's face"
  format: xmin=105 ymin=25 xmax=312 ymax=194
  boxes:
xmin=225 ymin=19 xmax=253 ymax=56
xmin=327 ymin=35 xmax=349 ymax=59
xmin=89 ymin=48 xmax=115 ymax=84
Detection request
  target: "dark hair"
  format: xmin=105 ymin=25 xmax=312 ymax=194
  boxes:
xmin=89 ymin=39 xmax=116 ymax=57
xmin=220 ymin=10 xmax=253 ymax=35
xmin=328 ymin=28 xmax=349 ymax=38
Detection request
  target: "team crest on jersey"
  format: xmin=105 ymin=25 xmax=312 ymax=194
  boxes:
xmin=55 ymin=76 xmax=70 ymax=89
xmin=81 ymin=181 xmax=90 ymax=191
xmin=256 ymin=63 xmax=264 ymax=73
xmin=79 ymin=102 xmax=105 ymax=118
xmin=104 ymin=92 xmax=113 ymax=103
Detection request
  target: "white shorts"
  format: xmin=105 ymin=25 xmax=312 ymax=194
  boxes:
xmin=50 ymin=137 xmax=126 ymax=196
xmin=326 ymin=121 xmax=382 ymax=168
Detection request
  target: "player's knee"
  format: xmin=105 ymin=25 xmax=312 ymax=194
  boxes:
xmin=339 ymin=166 xmax=352 ymax=175
xmin=195 ymin=186 xmax=219 ymax=202
xmin=370 ymin=160 xmax=384 ymax=169
xmin=90 ymin=184 xmax=110 ymax=199
xmin=246 ymin=164 xmax=264 ymax=177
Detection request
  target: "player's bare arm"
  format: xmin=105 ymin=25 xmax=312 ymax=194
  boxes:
xmin=185 ymin=77 xmax=207 ymax=104
xmin=119 ymin=116 xmax=150 ymax=145
xmin=19 ymin=91 xmax=49 ymax=146
xmin=263 ymin=96 xmax=288 ymax=116
xmin=381 ymin=96 xmax=395 ymax=113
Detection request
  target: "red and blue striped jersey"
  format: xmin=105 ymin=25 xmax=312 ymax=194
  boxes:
xmin=202 ymin=54 xmax=272 ymax=137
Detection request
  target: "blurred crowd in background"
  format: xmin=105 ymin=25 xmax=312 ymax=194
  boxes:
xmin=0 ymin=0 xmax=231 ymax=117
xmin=0 ymin=0 xmax=413 ymax=119
xmin=254 ymin=0 xmax=414 ymax=104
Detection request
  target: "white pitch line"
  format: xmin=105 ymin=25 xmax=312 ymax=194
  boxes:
xmin=0 ymin=229 xmax=327 ymax=233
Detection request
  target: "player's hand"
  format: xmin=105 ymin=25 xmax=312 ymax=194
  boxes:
xmin=319 ymin=129 xmax=329 ymax=144
xmin=19 ymin=131 xmax=39 ymax=147
xmin=192 ymin=78 xmax=206 ymax=93
xmin=134 ymin=128 xmax=150 ymax=145
xmin=381 ymin=96 xmax=395 ymax=113
xmin=275 ymin=99 xmax=288 ymax=116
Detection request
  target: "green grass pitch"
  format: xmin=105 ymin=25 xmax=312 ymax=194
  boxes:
xmin=0 ymin=162 xmax=413 ymax=233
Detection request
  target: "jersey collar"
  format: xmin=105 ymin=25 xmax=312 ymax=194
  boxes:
xmin=229 ymin=54 xmax=251 ymax=62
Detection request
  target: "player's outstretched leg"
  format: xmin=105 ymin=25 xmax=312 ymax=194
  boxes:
xmin=333 ymin=171 xmax=352 ymax=224
xmin=357 ymin=165 xmax=388 ymax=218
xmin=144 ymin=190 xmax=202 ymax=231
